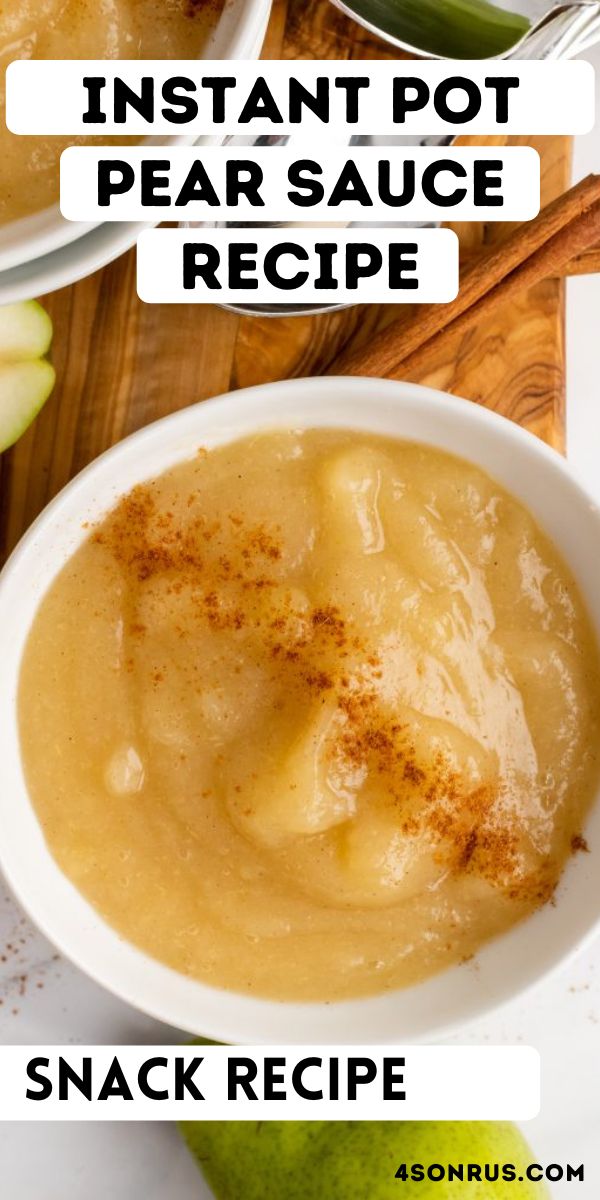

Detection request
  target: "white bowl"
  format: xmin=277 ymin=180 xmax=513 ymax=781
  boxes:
xmin=0 ymin=0 xmax=271 ymax=296
xmin=1 ymin=376 xmax=600 ymax=1044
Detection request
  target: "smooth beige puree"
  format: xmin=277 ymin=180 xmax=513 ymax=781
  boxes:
xmin=0 ymin=0 xmax=219 ymax=226
xmin=19 ymin=430 xmax=600 ymax=1001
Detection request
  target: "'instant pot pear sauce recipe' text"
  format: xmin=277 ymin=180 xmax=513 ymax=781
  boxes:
xmin=19 ymin=430 xmax=600 ymax=1001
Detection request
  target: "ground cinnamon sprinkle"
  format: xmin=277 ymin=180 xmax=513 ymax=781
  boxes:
xmin=311 ymin=605 xmax=346 ymax=639
xmin=304 ymin=671 xmax=335 ymax=692
xmin=571 ymin=833 xmax=590 ymax=854
xmin=91 ymin=478 xmax=548 ymax=903
xmin=333 ymin=687 xmax=525 ymax=889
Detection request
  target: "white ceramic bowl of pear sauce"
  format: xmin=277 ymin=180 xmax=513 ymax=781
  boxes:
xmin=1 ymin=376 xmax=599 ymax=1043
xmin=0 ymin=0 xmax=271 ymax=303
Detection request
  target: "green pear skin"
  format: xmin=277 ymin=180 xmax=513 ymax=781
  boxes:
xmin=180 ymin=1120 xmax=549 ymax=1198
xmin=0 ymin=301 xmax=52 ymax=361
xmin=0 ymin=301 xmax=55 ymax=451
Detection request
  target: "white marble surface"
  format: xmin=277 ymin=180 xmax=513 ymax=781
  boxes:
xmin=2 ymin=46 xmax=600 ymax=1200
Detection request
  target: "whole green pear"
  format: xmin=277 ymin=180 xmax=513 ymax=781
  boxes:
xmin=180 ymin=1120 xmax=549 ymax=1198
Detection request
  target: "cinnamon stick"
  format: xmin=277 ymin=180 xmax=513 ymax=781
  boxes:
xmin=382 ymin=199 xmax=600 ymax=380
xmin=328 ymin=174 xmax=600 ymax=379
xmin=461 ymin=239 xmax=600 ymax=278
xmin=565 ymin=245 xmax=600 ymax=276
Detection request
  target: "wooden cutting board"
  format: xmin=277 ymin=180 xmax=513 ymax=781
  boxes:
xmin=0 ymin=0 xmax=569 ymax=562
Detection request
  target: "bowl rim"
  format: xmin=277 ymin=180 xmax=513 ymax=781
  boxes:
xmin=1 ymin=374 xmax=600 ymax=1045
xmin=0 ymin=0 xmax=271 ymax=279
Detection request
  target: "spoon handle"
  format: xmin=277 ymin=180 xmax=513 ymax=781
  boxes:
xmin=504 ymin=3 xmax=600 ymax=60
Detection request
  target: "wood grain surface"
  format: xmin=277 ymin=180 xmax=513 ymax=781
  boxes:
xmin=0 ymin=0 xmax=570 ymax=563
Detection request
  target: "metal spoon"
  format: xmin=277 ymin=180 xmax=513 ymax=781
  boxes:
xmin=328 ymin=1 xmax=600 ymax=63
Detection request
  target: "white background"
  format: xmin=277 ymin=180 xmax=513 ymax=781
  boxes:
xmin=1 ymin=45 xmax=599 ymax=1200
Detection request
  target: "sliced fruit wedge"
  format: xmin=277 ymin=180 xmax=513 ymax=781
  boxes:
xmin=0 ymin=301 xmax=56 ymax=452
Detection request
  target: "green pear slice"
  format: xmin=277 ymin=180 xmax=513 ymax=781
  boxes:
xmin=0 ymin=360 xmax=56 ymax=452
xmin=0 ymin=301 xmax=53 ymax=362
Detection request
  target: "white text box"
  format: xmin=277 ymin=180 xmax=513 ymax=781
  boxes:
xmin=0 ymin=1045 xmax=540 ymax=1121
xmin=6 ymin=61 xmax=594 ymax=136
xmin=136 ymin=227 xmax=459 ymax=305
xmin=61 ymin=145 xmax=540 ymax=224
